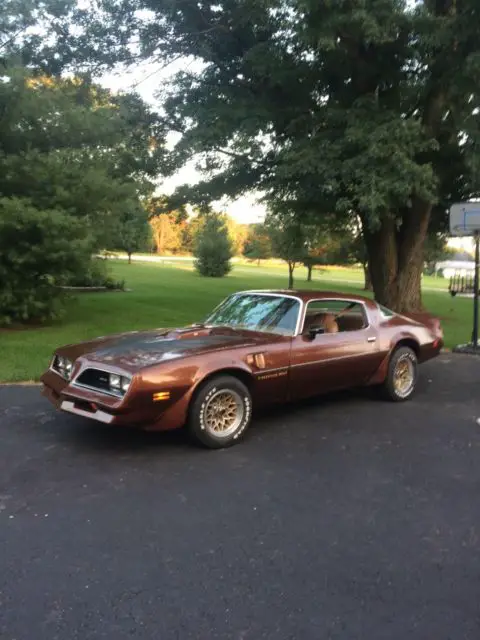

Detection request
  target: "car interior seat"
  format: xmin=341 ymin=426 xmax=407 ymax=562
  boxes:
xmin=304 ymin=312 xmax=339 ymax=334
xmin=335 ymin=313 xmax=365 ymax=332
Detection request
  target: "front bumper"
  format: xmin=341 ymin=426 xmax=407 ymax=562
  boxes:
xmin=42 ymin=383 xmax=117 ymax=424
xmin=40 ymin=369 xmax=189 ymax=431
xmin=40 ymin=371 xmax=140 ymax=427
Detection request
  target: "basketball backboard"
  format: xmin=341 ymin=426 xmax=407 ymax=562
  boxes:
xmin=450 ymin=202 xmax=480 ymax=237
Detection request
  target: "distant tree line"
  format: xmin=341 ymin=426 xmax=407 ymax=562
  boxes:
xmin=121 ymin=206 xmax=454 ymax=288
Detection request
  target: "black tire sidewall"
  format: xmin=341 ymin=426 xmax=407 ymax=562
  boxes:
xmin=188 ymin=376 xmax=252 ymax=448
xmin=385 ymin=346 xmax=418 ymax=402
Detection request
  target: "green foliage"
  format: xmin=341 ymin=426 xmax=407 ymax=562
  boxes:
xmin=194 ymin=215 xmax=233 ymax=278
xmin=110 ymin=204 xmax=152 ymax=260
xmin=267 ymin=221 xmax=307 ymax=265
xmin=65 ymin=258 xmax=125 ymax=290
xmin=0 ymin=197 xmax=92 ymax=326
xmin=0 ymin=70 xmax=163 ymax=235
xmin=0 ymin=67 xmax=164 ymax=323
xmin=266 ymin=213 xmax=307 ymax=288
xmin=243 ymin=224 xmax=273 ymax=263
xmin=72 ymin=0 xmax=480 ymax=310
xmin=302 ymin=224 xmax=347 ymax=269
xmin=181 ymin=216 xmax=205 ymax=254
xmin=1 ymin=0 xmax=76 ymax=71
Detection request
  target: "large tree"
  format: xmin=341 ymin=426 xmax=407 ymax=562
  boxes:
xmin=0 ymin=70 xmax=164 ymax=239
xmin=34 ymin=0 xmax=480 ymax=311
xmin=0 ymin=1 xmax=169 ymax=324
xmin=1 ymin=0 xmax=77 ymax=71
xmin=0 ymin=68 xmax=164 ymax=323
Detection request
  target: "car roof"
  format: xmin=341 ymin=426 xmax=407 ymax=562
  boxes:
xmin=240 ymin=289 xmax=377 ymax=305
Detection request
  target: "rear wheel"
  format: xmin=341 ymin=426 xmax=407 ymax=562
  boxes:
xmin=188 ymin=375 xmax=253 ymax=449
xmin=382 ymin=346 xmax=418 ymax=402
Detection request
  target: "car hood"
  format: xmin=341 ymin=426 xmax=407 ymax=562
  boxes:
xmin=61 ymin=326 xmax=279 ymax=372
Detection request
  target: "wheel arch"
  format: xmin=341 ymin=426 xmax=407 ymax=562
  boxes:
xmin=186 ymin=367 xmax=256 ymax=448
xmin=393 ymin=337 xmax=420 ymax=357
xmin=192 ymin=367 xmax=255 ymax=396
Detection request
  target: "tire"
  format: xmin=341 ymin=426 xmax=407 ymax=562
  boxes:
xmin=188 ymin=375 xmax=253 ymax=449
xmin=382 ymin=346 xmax=418 ymax=402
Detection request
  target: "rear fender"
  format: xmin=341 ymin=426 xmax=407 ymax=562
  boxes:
xmin=399 ymin=312 xmax=443 ymax=340
xmin=367 ymin=332 xmax=420 ymax=385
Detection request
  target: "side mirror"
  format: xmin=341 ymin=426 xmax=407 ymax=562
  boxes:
xmin=307 ymin=325 xmax=325 ymax=340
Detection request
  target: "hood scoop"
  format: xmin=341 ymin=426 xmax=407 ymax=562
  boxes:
xmin=163 ymin=327 xmax=212 ymax=340
xmin=162 ymin=326 xmax=241 ymax=340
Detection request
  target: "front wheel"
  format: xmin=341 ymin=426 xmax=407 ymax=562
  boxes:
xmin=188 ymin=375 xmax=253 ymax=449
xmin=382 ymin=346 xmax=418 ymax=402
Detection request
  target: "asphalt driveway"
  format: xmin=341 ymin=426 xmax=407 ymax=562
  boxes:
xmin=1 ymin=354 xmax=480 ymax=640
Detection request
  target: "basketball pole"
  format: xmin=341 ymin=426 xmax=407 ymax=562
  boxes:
xmin=472 ymin=231 xmax=480 ymax=348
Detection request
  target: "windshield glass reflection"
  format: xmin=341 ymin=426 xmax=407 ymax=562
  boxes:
xmin=205 ymin=294 xmax=300 ymax=336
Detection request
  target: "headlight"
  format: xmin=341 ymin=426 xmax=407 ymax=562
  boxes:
xmin=53 ymin=355 xmax=73 ymax=380
xmin=109 ymin=373 xmax=131 ymax=395
xmin=109 ymin=374 xmax=121 ymax=389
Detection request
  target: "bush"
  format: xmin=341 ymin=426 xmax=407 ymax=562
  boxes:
xmin=0 ymin=197 xmax=92 ymax=326
xmin=65 ymin=258 xmax=125 ymax=290
xmin=193 ymin=214 xmax=233 ymax=277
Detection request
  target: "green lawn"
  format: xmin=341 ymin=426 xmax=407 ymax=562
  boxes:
xmin=0 ymin=259 xmax=472 ymax=382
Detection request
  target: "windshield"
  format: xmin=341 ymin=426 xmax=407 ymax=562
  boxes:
xmin=205 ymin=294 xmax=301 ymax=336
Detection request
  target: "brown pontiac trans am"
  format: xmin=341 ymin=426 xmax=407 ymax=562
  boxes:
xmin=41 ymin=290 xmax=444 ymax=448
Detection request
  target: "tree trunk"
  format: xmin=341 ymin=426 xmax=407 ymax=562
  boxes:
xmin=128 ymin=251 xmax=132 ymax=264
xmin=363 ymin=262 xmax=372 ymax=291
xmin=306 ymin=264 xmax=312 ymax=282
xmin=287 ymin=262 xmax=295 ymax=289
xmin=362 ymin=199 xmax=431 ymax=313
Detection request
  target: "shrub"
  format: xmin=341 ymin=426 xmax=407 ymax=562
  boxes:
xmin=193 ymin=214 xmax=233 ymax=277
xmin=65 ymin=258 xmax=126 ymax=290
xmin=0 ymin=197 xmax=92 ymax=326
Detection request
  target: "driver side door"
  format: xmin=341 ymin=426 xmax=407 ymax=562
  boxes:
xmin=288 ymin=299 xmax=380 ymax=401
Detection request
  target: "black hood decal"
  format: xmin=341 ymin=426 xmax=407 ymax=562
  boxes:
xmin=84 ymin=331 xmax=254 ymax=369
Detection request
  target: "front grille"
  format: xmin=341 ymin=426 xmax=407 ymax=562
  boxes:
xmin=75 ymin=368 xmax=112 ymax=393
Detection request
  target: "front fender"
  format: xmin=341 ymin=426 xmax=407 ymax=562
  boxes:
xmin=192 ymin=357 xmax=254 ymax=388
xmin=143 ymin=357 xmax=255 ymax=431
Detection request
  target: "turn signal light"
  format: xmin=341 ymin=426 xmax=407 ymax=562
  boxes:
xmin=153 ymin=391 xmax=170 ymax=402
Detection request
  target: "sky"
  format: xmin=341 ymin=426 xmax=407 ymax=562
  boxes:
xmin=99 ymin=58 xmax=266 ymax=224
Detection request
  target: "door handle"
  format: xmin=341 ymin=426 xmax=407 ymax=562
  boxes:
xmin=367 ymin=336 xmax=377 ymax=343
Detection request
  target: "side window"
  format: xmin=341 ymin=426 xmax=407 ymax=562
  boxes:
xmin=303 ymin=300 xmax=368 ymax=333
xmin=378 ymin=304 xmax=395 ymax=318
